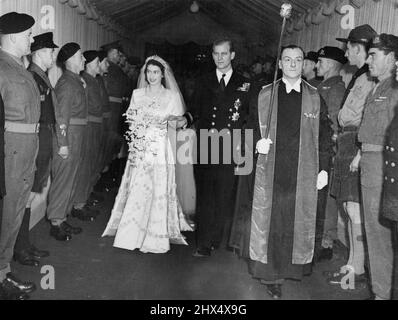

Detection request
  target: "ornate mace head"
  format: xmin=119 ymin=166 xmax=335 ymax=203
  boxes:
xmin=280 ymin=3 xmax=293 ymax=19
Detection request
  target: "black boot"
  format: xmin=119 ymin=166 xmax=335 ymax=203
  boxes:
xmin=14 ymin=208 xmax=34 ymax=265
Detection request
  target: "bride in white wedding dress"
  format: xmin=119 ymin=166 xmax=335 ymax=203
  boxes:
xmin=102 ymin=56 xmax=193 ymax=253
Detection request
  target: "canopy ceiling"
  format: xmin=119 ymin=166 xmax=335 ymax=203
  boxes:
xmin=91 ymin=0 xmax=322 ymax=43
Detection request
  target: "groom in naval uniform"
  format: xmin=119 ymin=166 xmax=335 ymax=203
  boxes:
xmin=172 ymin=38 xmax=252 ymax=256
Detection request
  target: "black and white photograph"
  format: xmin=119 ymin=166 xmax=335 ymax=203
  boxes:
xmin=0 ymin=0 xmax=398 ymax=305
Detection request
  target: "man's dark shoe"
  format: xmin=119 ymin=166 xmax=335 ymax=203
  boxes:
xmin=3 ymin=273 xmax=36 ymax=293
xmin=60 ymin=221 xmax=82 ymax=235
xmin=192 ymin=247 xmax=211 ymax=257
xmin=50 ymin=224 xmax=72 ymax=241
xmin=27 ymin=245 xmax=49 ymax=258
xmin=315 ymin=247 xmax=333 ymax=262
xmin=265 ymin=284 xmax=282 ymax=299
xmin=71 ymin=207 xmax=96 ymax=221
xmin=13 ymin=250 xmax=39 ymax=267
xmin=0 ymin=281 xmax=30 ymax=300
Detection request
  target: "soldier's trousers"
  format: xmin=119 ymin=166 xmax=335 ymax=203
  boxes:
xmin=47 ymin=125 xmax=86 ymax=225
xmin=108 ymin=101 xmax=123 ymax=157
xmin=361 ymin=151 xmax=393 ymax=299
xmin=0 ymin=132 xmax=38 ymax=281
xmin=99 ymin=117 xmax=110 ymax=172
xmin=71 ymin=122 xmax=102 ymax=205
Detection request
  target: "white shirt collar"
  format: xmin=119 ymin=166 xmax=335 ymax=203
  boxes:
xmin=216 ymin=68 xmax=233 ymax=86
xmin=282 ymin=77 xmax=302 ymax=93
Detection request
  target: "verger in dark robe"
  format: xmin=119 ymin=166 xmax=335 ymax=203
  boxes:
xmin=230 ymin=78 xmax=333 ymax=283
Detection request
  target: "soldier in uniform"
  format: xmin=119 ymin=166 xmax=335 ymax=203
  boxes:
xmin=46 ymin=43 xmax=87 ymax=240
xmin=357 ymin=34 xmax=398 ymax=300
xmin=100 ymin=41 xmax=125 ymax=186
xmin=69 ymin=51 xmax=104 ymax=219
xmin=382 ymin=60 xmax=398 ymax=300
xmin=94 ymin=51 xmax=111 ymax=194
xmin=0 ymin=12 xmax=39 ymax=300
xmin=13 ymin=32 xmax=61 ymax=267
xmin=313 ymin=47 xmax=346 ymax=262
xmin=326 ymin=25 xmax=377 ymax=285
xmin=303 ymin=51 xmax=323 ymax=88
xmin=116 ymin=48 xmax=131 ymax=185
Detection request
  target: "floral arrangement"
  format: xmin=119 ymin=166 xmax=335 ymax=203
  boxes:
xmin=123 ymin=102 xmax=166 ymax=166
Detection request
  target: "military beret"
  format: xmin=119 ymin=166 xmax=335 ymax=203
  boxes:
xmin=318 ymin=46 xmax=347 ymax=64
xmin=83 ymin=50 xmax=99 ymax=64
xmin=57 ymin=42 xmax=80 ymax=65
xmin=304 ymin=51 xmax=318 ymax=63
xmin=97 ymin=50 xmax=107 ymax=62
xmin=31 ymin=32 xmax=58 ymax=52
xmin=0 ymin=12 xmax=35 ymax=35
xmin=336 ymin=24 xmax=377 ymax=45
xmin=369 ymin=34 xmax=398 ymax=53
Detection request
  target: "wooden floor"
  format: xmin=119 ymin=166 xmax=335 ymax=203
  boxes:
xmin=13 ymin=189 xmax=371 ymax=300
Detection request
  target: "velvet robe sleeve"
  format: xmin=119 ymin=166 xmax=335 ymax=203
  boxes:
xmin=319 ymin=96 xmax=334 ymax=172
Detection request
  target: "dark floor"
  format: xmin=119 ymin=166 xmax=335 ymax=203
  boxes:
xmin=13 ymin=188 xmax=372 ymax=300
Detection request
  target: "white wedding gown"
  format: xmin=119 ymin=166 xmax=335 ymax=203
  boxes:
xmin=102 ymin=87 xmax=193 ymax=253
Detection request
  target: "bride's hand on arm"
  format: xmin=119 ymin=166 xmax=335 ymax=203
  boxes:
xmin=167 ymin=115 xmax=187 ymax=129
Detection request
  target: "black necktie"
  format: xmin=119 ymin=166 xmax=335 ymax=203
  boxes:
xmin=220 ymin=74 xmax=226 ymax=91
xmin=340 ymin=64 xmax=369 ymax=109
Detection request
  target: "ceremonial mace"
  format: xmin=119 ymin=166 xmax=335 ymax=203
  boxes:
xmin=264 ymin=3 xmax=292 ymax=139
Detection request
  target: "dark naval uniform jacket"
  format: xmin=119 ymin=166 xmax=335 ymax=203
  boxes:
xmin=185 ymin=70 xmax=252 ymax=168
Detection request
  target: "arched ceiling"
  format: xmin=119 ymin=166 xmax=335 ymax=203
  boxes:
xmin=91 ymin=0 xmax=322 ymax=43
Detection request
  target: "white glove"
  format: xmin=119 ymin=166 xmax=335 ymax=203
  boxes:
xmin=317 ymin=170 xmax=328 ymax=190
xmin=256 ymin=138 xmax=273 ymax=155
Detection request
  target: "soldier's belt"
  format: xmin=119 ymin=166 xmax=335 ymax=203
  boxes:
xmin=5 ymin=121 xmax=39 ymax=134
xmin=69 ymin=118 xmax=88 ymax=125
xmin=109 ymin=96 xmax=123 ymax=104
xmin=88 ymin=115 xmax=103 ymax=123
xmin=103 ymin=112 xmax=112 ymax=118
xmin=361 ymin=143 xmax=384 ymax=152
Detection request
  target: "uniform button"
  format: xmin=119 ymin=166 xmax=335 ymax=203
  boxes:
xmin=226 ymin=131 xmax=231 ymax=135
xmin=213 ymin=107 xmax=217 ymax=110
xmin=386 ymin=161 xmax=389 ymax=165
xmin=213 ymin=114 xmax=216 ymax=118
xmin=391 ymin=178 xmax=395 ymax=183
xmin=391 ymin=147 xmax=395 ymax=152
xmin=392 ymin=162 xmax=396 ymax=167
xmin=210 ymin=129 xmax=215 ymax=133
xmin=229 ymin=109 xmax=232 ymax=112
xmin=227 ymin=124 xmax=231 ymax=127
xmin=211 ymin=122 xmax=215 ymax=126
xmin=385 ymin=176 xmax=388 ymax=181
xmin=386 ymin=145 xmax=390 ymax=150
